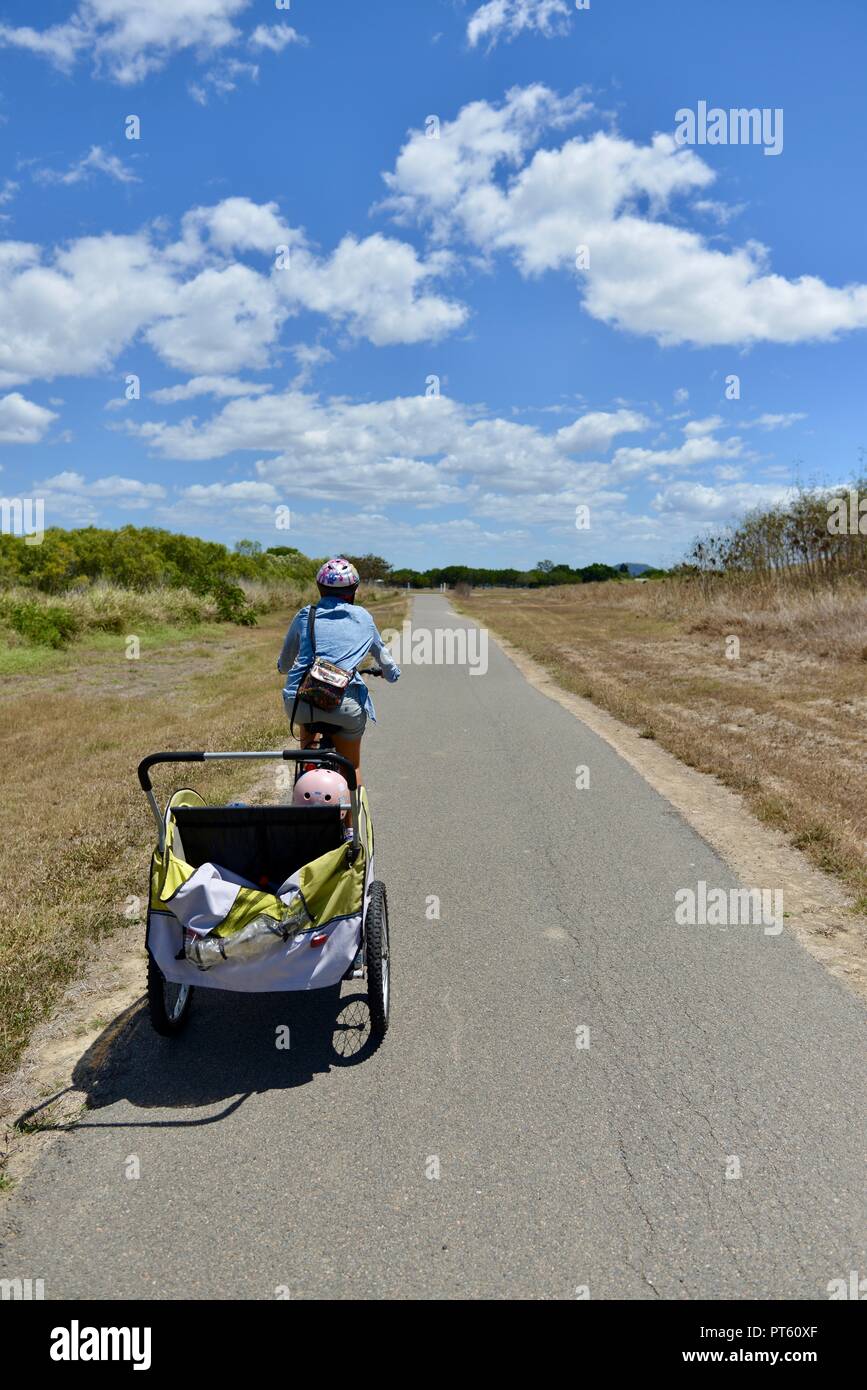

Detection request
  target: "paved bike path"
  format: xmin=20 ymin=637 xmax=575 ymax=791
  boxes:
xmin=2 ymin=594 xmax=864 ymax=1299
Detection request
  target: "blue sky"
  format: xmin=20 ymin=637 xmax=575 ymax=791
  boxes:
xmin=0 ymin=0 xmax=865 ymax=568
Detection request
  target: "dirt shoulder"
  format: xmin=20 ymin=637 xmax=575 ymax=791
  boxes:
xmin=0 ymin=764 xmax=279 ymax=1197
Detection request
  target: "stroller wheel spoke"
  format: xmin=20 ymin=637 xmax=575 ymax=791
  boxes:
xmin=146 ymin=955 xmax=194 ymax=1036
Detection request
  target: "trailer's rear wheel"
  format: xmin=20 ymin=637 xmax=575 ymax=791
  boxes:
xmin=147 ymin=954 xmax=193 ymax=1036
xmin=365 ymin=881 xmax=390 ymax=1040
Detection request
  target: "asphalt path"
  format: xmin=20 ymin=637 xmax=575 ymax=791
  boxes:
xmin=2 ymin=593 xmax=865 ymax=1299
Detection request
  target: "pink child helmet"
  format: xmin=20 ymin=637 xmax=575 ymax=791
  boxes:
xmin=316 ymin=557 xmax=360 ymax=589
xmin=292 ymin=768 xmax=351 ymax=812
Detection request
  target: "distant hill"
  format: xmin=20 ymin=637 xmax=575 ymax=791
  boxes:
xmin=619 ymin=563 xmax=653 ymax=576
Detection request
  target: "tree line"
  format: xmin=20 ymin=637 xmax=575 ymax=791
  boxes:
xmin=1 ymin=532 xmax=648 ymax=597
xmin=680 ymin=479 xmax=867 ymax=592
xmin=345 ymin=554 xmax=656 ymax=588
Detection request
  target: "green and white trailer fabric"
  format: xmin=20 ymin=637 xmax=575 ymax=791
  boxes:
xmin=146 ymin=788 xmax=374 ymax=992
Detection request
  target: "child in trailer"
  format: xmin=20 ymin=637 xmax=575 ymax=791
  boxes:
xmin=292 ymin=767 xmax=354 ymax=842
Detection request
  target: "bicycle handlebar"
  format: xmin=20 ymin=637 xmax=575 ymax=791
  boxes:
xmin=137 ymin=748 xmax=358 ymax=793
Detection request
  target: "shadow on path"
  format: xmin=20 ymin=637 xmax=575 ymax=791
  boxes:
xmin=16 ymin=986 xmax=379 ymax=1133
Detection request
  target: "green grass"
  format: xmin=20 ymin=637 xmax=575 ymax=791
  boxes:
xmin=0 ymin=644 xmax=70 ymax=675
xmin=0 ymin=620 xmax=228 ymax=674
xmin=88 ymin=621 xmax=226 ymax=650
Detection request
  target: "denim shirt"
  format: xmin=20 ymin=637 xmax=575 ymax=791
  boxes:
xmin=277 ymin=596 xmax=400 ymax=722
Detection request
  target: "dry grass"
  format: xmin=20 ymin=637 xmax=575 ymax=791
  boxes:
xmin=458 ymin=578 xmax=867 ymax=911
xmin=0 ymin=588 xmax=406 ymax=1077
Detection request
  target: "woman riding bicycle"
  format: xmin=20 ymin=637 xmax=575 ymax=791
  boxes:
xmin=277 ymin=558 xmax=400 ymax=784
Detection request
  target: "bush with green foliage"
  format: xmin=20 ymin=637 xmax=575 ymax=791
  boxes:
xmin=0 ymin=526 xmax=324 ymax=649
xmin=212 ymin=581 xmax=258 ymax=626
xmin=6 ymin=601 xmax=79 ymax=649
xmin=0 ymin=526 xmax=320 ymax=595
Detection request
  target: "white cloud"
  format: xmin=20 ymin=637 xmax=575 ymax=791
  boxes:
xmin=382 ymin=88 xmax=867 ymax=348
xmin=467 ymin=0 xmax=572 ymax=49
xmin=692 ymin=198 xmax=746 ymax=227
xmin=249 ymin=24 xmax=306 ymax=53
xmin=279 ymin=235 xmax=468 ymax=346
xmin=150 ymin=375 xmax=271 ymax=403
xmin=555 ymin=409 xmax=648 ymax=454
xmin=179 ymin=197 xmax=292 ymax=256
xmin=0 ymin=179 xmax=19 ymax=206
xmin=34 ymin=145 xmax=139 ymax=186
xmin=683 ymin=416 xmax=724 ymax=436
xmin=292 ymin=344 xmax=333 ymax=370
xmin=0 ymin=17 xmax=90 ymax=72
xmin=291 ymin=343 xmax=334 ymax=387
xmin=31 ymin=469 xmax=165 ymax=525
xmin=132 ymin=390 xmax=475 ymax=505
xmin=174 ymin=200 xmax=468 ymax=346
xmin=0 ymin=0 xmax=252 ymax=84
xmin=0 ymin=232 xmax=177 ymax=387
xmin=183 ymin=480 xmax=279 ymax=503
xmin=380 ymin=84 xmax=593 ymax=238
xmin=611 ymin=430 xmax=744 ymax=480
xmin=0 ymin=198 xmax=467 ymax=386
xmin=37 ymin=469 xmax=166 ymax=500
xmin=128 ymin=388 xmax=701 ymax=525
xmin=651 ymin=480 xmax=793 ymax=519
xmin=145 ymin=262 xmax=285 ymax=374
xmin=0 ymin=392 xmax=58 ymax=444
xmin=23 ymin=376 xmax=768 ymax=552
xmin=188 ymin=56 xmax=258 ymax=103
xmin=29 ymin=472 xmax=163 ymax=529
xmin=298 ymin=510 xmax=527 ymax=551
xmin=154 ymin=494 xmax=533 ymax=557
xmin=746 ymin=412 xmax=807 ymax=430
xmin=468 ymin=482 xmax=630 ymax=527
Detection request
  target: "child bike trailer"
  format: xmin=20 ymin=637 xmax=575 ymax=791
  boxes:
xmin=137 ymin=749 xmax=390 ymax=1042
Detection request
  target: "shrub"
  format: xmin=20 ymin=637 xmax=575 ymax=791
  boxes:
xmin=212 ymin=581 xmax=258 ymax=626
xmin=8 ymin=601 xmax=79 ymax=648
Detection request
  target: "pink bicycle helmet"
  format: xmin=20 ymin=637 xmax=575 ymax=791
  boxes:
xmin=316 ymin=557 xmax=360 ymax=589
xmin=292 ymin=768 xmax=351 ymax=811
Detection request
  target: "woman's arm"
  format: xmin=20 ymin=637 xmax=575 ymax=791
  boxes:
xmin=370 ymin=625 xmax=401 ymax=682
xmin=277 ymin=610 xmax=305 ymax=674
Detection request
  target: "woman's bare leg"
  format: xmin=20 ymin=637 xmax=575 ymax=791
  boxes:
xmin=330 ymin=732 xmax=361 ymax=778
xmin=330 ymin=732 xmax=362 ymax=827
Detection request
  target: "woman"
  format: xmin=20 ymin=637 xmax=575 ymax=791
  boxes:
xmin=277 ymin=558 xmax=400 ymax=783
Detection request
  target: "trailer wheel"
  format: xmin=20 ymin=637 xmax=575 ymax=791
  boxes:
xmin=147 ymin=954 xmax=194 ymax=1036
xmin=365 ymin=881 xmax=390 ymax=1040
